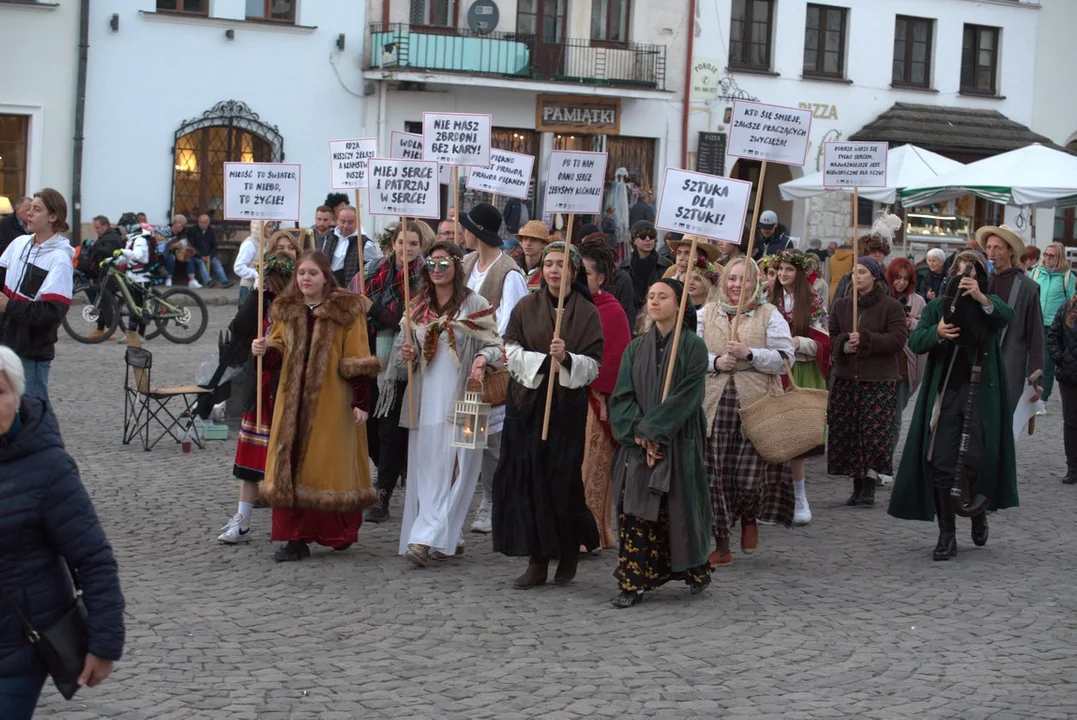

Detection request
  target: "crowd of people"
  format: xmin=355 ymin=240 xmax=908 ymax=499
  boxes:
xmin=1 ymin=184 xmax=1074 ymax=713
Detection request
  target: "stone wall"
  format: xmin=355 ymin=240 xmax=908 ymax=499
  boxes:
xmin=806 ymin=191 xmax=852 ymax=246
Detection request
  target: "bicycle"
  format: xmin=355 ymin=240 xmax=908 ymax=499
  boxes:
xmin=63 ymin=259 xmax=209 ymax=344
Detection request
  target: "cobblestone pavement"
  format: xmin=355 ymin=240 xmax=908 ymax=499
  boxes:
xmin=36 ymin=304 xmax=1077 ymax=719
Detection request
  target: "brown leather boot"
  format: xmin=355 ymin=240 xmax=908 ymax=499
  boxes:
xmin=513 ymin=557 xmax=549 ymax=588
xmin=554 ymin=547 xmax=580 ymax=586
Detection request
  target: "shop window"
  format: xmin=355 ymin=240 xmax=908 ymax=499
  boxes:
xmin=0 ymin=114 xmax=29 ymax=199
xmin=893 ymin=15 xmax=933 ymax=88
xmin=591 ymin=0 xmax=630 ymax=44
xmin=961 ymin=24 xmax=1000 ymax=95
xmin=803 ymin=4 xmax=847 ymax=79
xmin=730 ymin=0 xmax=774 ymax=71
xmin=606 ymin=136 xmax=655 ymax=196
xmin=156 ymin=0 xmax=208 ymax=14
xmin=171 ymin=101 xmax=282 ymax=223
xmin=246 ymin=0 xmax=295 ymax=23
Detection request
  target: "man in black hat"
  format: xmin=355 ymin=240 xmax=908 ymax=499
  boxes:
xmin=460 ymin=203 xmax=528 ymax=534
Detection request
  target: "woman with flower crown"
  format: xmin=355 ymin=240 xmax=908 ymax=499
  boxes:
xmin=768 ymin=250 xmax=829 ymax=526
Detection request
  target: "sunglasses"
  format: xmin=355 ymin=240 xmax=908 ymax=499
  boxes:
xmin=425 ymin=259 xmax=453 ymax=272
xmin=635 ymin=230 xmax=657 ymax=240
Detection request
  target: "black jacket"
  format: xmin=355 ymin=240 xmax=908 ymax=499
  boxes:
xmin=618 ymin=251 xmax=671 ymax=328
xmin=0 ymin=214 xmax=25 ymax=256
xmin=90 ymin=228 xmax=124 ymax=266
xmin=503 ymin=198 xmax=529 ymax=234
xmin=752 ymin=224 xmax=793 ymax=260
xmin=0 ymin=397 xmax=125 ymax=676
xmin=1047 ymin=304 xmax=1077 ymax=384
xmin=628 ymin=201 xmax=655 ymax=226
xmin=187 ymin=226 xmax=218 ymax=258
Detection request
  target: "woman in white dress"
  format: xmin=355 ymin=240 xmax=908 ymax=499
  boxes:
xmin=382 ymin=242 xmax=506 ymax=566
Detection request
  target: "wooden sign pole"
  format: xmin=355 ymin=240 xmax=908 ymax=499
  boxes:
xmin=400 ymin=217 xmax=415 ymax=427
xmin=540 ymin=213 xmax=576 ymax=441
xmin=452 ymin=166 xmax=460 ymax=247
xmin=254 ymin=220 xmax=271 ymax=430
xmin=852 ymin=187 xmax=860 ymax=330
xmin=661 ymin=234 xmax=699 ymax=402
xmin=354 ymin=188 xmax=366 ymax=295
xmin=731 ymin=160 xmax=769 ymax=340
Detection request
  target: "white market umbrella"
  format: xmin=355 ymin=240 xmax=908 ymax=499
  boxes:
xmin=779 ymin=144 xmax=964 ymax=204
xmin=900 ymin=143 xmax=1077 ymax=208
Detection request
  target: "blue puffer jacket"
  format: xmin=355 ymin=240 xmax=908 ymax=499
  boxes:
xmin=0 ymin=396 xmax=125 ymax=677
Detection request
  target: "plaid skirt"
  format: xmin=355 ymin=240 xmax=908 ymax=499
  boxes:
xmin=826 ymin=378 xmax=897 ymax=478
xmin=704 ymin=382 xmax=794 ymax=541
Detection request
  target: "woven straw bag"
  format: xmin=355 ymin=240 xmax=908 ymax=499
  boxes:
xmin=738 ymin=361 xmax=828 ymax=464
xmin=467 ymin=367 xmax=510 ymax=407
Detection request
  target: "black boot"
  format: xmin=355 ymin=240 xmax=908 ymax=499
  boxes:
xmin=1064 ymin=469 xmax=1077 ymax=485
xmin=554 ymin=547 xmax=580 ymax=586
xmin=364 ymin=487 xmax=392 ymax=523
xmin=514 ymin=557 xmax=549 ymax=588
xmin=858 ymin=479 xmax=876 ymax=507
xmin=932 ymin=488 xmax=957 ymax=561
xmin=846 ymin=477 xmax=862 ymax=506
xmin=273 ymin=540 xmax=310 ymax=563
xmin=971 ymin=512 xmax=989 ymax=547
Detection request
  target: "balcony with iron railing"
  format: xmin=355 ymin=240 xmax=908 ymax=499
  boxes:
xmin=368 ymin=23 xmax=667 ymax=91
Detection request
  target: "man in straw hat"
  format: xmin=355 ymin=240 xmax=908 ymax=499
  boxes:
xmin=515 ymin=219 xmax=551 ymax=293
xmin=977 ymin=224 xmax=1044 ymax=414
xmin=663 ymin=234 xmax=721 ymax=282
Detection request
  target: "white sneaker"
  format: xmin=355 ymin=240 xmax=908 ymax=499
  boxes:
xmin=165 ymin=277 xmax=173 ymax=287
xmin=1036 ymin=407 xmax=1048 ymax=417
xmin=188 ymin=279 xmax=202 ymax=289
xmin=470 ymin=499 xmax=492 ymax=533
xmin=217 ymin=513 xmax=252 ymax=543
xmin=878 ymin=473 xmax=894 ymax=486
xmin=793 ymin=496 xmax=812 ymax=526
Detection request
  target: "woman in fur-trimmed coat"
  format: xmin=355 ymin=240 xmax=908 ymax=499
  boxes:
xmin=253 ymin=251 xmax=381 ymax=562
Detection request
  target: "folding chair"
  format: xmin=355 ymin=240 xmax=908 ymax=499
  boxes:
xmin=123 ymin=347 xmax=211 ymax=451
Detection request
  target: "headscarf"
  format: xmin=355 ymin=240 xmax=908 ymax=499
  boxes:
xmin=718 ymin=256 xmax=763 ymax=315
xmin=540 ymin=241 xmax=583 ymax=275
xmin=857 ymin=256 xmax=885 ymax=281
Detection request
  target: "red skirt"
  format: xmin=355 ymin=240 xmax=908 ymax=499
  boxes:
xmin=233 ymin=373 xmax=274 ymax=482
xmin=271 ymin=507 xmax=362 ymax=547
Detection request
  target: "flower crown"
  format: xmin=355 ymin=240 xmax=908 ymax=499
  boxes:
xmin=263 ymin=254 xmax=296 ymax=277
xmin=774 ymin=250 xmax=810 ymax=272
xmin=758 ymin=255 xmax=779 ymax=272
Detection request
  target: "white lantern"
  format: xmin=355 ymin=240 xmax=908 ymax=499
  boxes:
xmin=451 ymin=391 xmax=490 ymax=450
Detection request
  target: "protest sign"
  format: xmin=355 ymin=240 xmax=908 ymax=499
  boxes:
xmin=329 ymin=138 xmax=377 ymax=190
xmin=822 ymin=141 xmax=889 ymax=188
xmin=366 ymin=158 xmax=440 ymax=219
xmin=422 ymin=112 xmax=492 ymax=167
xmin=727 ymin=100 xmax=812 ymax=167
xmin=655 ymin=169 xmax=752 ymax=244
xmin=543 ymin=150 xmax=609 ymax=215
xmin=466 ymin=149 xmax=535 ymax=199
xmin=223 ymin=162 xmax=301 ymax=221
xmin=392 ymin=131 xmax=453 ymax=184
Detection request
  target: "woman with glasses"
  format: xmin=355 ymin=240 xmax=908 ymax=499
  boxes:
xmin=617 ymin=221 xmax=671 ymax=331
xmin=381 ymin=242 xmax=505 ymax=566
xmin=1031 ymin=242 xmax=1076 ymax=405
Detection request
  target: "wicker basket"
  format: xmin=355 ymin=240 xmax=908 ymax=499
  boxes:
xmin=467 ymin=368 xmax=509 ymax=407
xmin=739 ymin=362 xmax=828 ymax=465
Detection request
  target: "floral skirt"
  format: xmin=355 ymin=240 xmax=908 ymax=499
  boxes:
xmin=614 ymin=490 xmax=709 ymax=592
xmin=826 ymin=378 xmax=897 ymax=478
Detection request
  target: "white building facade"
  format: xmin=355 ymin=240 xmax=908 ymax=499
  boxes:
xmin=687 ymin=0 xmax=1046 ymax=248
xmin=79 ymin=0 xmax=368 ymax=239
xmin=0 ymin=0 xmax=80 ymax=216
xmin=361 ymin=0 xmax=690 ymax=234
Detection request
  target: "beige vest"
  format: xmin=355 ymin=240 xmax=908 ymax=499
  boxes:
xmin=462 ymin=251 xmax=524 ymax=312
xmin=701 ymin=303 xmax=780 ymax=425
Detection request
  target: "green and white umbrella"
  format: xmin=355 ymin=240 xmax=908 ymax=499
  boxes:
xmin=900 ymin=143 xmax=1077 ymax=209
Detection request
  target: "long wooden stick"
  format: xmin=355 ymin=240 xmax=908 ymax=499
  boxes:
xmin=731 ymin=160 xmax=769 ymax=340
xmin=452 ymin=166 xmax=460 ymax=248
xmin=354 ymin=189 xmax=366 ymax=295
xmin=661 ymin=234 xmax=699 ymax=402
xmin=851 ymin=187 xmax=860 ymax=330
xmin=541 ymin=213 xmax=576 ymax=441
xmin=400 ymin=217 xmax=415 ymax=427
xmin=255 ymin=220 xmax=271 ymax=429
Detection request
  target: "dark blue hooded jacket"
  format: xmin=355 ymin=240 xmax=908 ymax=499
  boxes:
xmin=0 ymin=396 xmax=124 ymax=676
